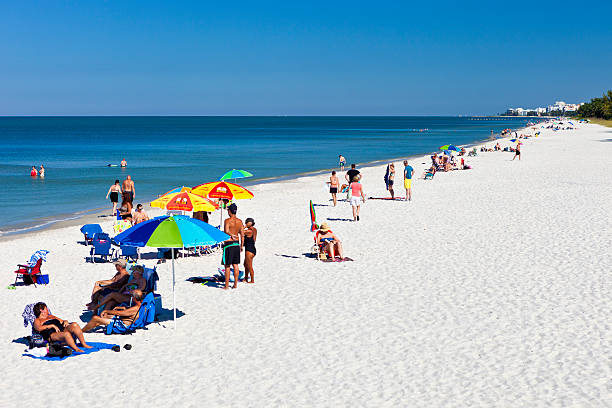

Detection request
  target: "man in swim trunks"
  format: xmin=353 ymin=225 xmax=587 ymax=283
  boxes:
xmin=403 ymin=160 xmax=414 ymax=201
xmin=121 ymin=158 xmax=127 ymax=167
xmin=222 ymin=203 xmax=244 ymax=290
xmin=338 ymin=155 xmax=346 ymax=171
xmin=122 ymin=175 xmax=135 ymax=212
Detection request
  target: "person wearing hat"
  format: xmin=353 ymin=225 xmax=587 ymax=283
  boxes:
xmin=316 ymin=222 xmax=344 ymax=260
xmin=222 ymin=203 xmax=244 ymax=289
xmin=86 ymin=259 xmax=130 ymax=310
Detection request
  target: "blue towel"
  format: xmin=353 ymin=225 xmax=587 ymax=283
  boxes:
xmin=22 ymin=342 xmax=118 ymax=361
xmin=27 ymin=250 xmax=49 ymax=267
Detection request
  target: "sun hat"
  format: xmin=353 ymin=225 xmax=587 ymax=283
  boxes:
xmin=113 ymin=259 xmax=127 ymax=267
xmin=319 ymin=222 xmax=330 ymax=232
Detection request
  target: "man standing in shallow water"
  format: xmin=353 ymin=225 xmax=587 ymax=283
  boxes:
xmin=222 ymin=203 xmax=244 ymax=290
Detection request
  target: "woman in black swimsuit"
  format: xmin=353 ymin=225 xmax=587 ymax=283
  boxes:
xmin=243 ymin=218 xmax=257 ymax=284
xmin=106 ymin=179 xmax=122 ymax=215
xmin=32 ymin=302 xmax=92 ymax=353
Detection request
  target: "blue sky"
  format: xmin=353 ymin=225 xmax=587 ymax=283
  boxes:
xmin=1 ymin=1 xmax=611 ymax=115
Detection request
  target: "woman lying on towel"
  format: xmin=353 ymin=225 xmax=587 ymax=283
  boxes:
xmin=94 ymin=265 xmax=146 ymax=313
xmin=33 ymin=302 xmax=92 ymax=353
xmin=316 ymin=223 xmax=344 ymax=261
xmin=82 ymin=290 xmax=143 ymax=332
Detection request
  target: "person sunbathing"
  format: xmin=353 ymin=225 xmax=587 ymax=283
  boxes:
xmin=32 ymin=302 xmax=92 ymax=353
xmin=316 ymin=223 xmax=344 ymax=260
xmin=82 ymin=290 xmax=144 ymax=332
xmin=94 ymin=265 xmax=146 ymax=313
xmin=86 ymin=259 xmax=131 ymax=310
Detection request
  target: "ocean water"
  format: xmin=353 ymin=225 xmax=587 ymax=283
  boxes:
xmin=0 ymin=116 xmax=533 ymax=235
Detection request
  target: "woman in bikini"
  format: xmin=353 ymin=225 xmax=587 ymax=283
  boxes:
xmin=387 ymin=163 xmax=395 ymax=199
xmin=243 ymin=218 xmax=257 ymax=283
xmin=329 ymin=171 xmax=339 ymax=206
xmin=106 ymin=179 xmax=122 ymax=215
xmin=33 ymin=302 xmax=92 ymax=353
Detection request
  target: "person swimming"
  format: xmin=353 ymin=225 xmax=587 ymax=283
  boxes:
xmin=120 ymin=158 xmax=127 ymax=167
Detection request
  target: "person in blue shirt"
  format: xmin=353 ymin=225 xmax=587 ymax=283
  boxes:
xmin=403 ymin=160 xmax=414 ymax=201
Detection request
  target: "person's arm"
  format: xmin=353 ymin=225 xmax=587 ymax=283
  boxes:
xmin=107 ymin=304 xmax=139 ymax=317
xmin=132 ymin=182 xmax=135 ymax=198
xmin=239 ymin=222 xmax=244 ymax=251
xmin=361 ymin=186 xmax=366 ymax=200
xmin=106 ymin=186 xmax=111 ymax=198
xmin=252 ymin=227 xmax=257 ymax=243
xmin=315 ymin=233 xmax=321 ymax=245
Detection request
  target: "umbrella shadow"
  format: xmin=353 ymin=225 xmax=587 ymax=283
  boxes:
xmin=156 ymin=307 xmax=186 ymax=323
xmin=186 ymin=276 xmax=225 ymax=289
xmin=326 ymin=217 xmax=353 ymax=222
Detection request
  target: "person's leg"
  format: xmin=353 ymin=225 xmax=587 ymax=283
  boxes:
xmin=332 ymin=193 xmax=337 ymax=206
xmin=50 ymin=331 xmax=83 ymax=353
xmin=82 ymin=316 xmax=111 ymax=332
xmin=356 ymin=204 xmax=361 ymax=218
xmin=66 ymin=322 xmax=92 ymax=348
xmin=390 ymin=187 xmax=394 ymax=199
xmin=244 ymin=252 xmax=254 ymax=283
xmin=327 ymin=242 xmax=335 ymax=259
xmin=352 ymin=204 xmax=357 ymax=221
xmin=408 ymin=187 xmax=412 ymax=201
xmin=224 ymin=264 xmax=231 ymax=290
xmin=335 ymin=242 xmax=344 ymax=259
xmin=232 ymin=264 xmax=239 ymax=289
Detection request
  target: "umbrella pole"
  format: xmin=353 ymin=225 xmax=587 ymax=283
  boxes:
xmin=172 ymin=249 xmax=176 ymax=330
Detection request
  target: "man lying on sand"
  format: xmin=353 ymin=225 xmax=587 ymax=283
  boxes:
xmin=82 ymin=290 xmax=144 ymax=332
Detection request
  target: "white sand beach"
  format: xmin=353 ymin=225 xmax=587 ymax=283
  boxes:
xmin=1 ymin=122 xmax=611 ymax=407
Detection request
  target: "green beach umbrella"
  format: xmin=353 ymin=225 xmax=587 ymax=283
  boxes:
xmin=219 ymin=169 xmax=253 ymax=182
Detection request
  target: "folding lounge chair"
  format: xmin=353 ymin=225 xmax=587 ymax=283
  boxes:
xmin=106 ymin=292 xmax=156 ymax=335
xmin=424 ymin=171 xmax=435 ymax=180
xmin=90 ymin=233 xmax=112 ymax=263
xmin=114 ymin=244 xmax=139 ymax=261
xmin=80 ymin=224 xmax=103 ymax=245
xmin=14 ymin=258 xmax=43 ymax=286
xmin=312 ymin=230 xmax=338 ymax=261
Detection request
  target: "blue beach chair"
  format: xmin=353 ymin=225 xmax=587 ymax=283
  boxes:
xmin=106 ymin=292 xmax=156 ymax=335
xmin=114 ymin=244 xmax=139 ymax=261
xmin=90 ymin=233 xmax=112 ymax=263
xmin=80 ymin=224 xmax=103 ymax=245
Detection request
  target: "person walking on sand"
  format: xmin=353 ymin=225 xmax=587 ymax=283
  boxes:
xmin=349 ymin=176 xmax=366 ymax=221
xmin=106 ymin=179 xmax=122 ymax=215
xmin=512 ymin=142 xmax=521 ymax=161
xmin=385 ymin=163 xmax=395 ymax=199
xmin=122 ymin=175 xmax=135 ymax=212
xmin=222 ymin=203 xmax=244 ymax=290
xmin=329 ymin=171 xmax=339 ymax=206
xmin=338 ymin=155 xmax=346 ymax=171
xmin=39 ymin=165 xmax=45 ymax=178
xmin=403 ymin=160 xmax=414 ymax=201
xmin=243 ymin=218 xmax=257 ymax=284
xmin=345 ymin=164 xmax=360 ymax=185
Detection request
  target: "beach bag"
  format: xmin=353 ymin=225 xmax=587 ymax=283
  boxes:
xmin=28 ymin=334 xmax=47 ymax=349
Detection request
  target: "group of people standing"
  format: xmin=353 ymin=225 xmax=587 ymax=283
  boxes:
xmin=30 ymin=165 xmax=45 ymax=178
xmin=329 ymin=157 xmax=415 ymax=221
xmin=220 ymin=203 xmax=257 ymax=290
xmin=106 ymin=175 xmax=136 ymax=215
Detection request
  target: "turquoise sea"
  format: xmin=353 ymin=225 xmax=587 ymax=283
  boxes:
xmin=0 ymin=116 xmax=533 ymax=235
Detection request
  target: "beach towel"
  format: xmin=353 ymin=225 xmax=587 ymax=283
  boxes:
xmin=27 ymin=250 xmax=49 ymax=267
xmin=113 ymin=220 xmax=132 ymax=235
xmin=22 ymin=303 xmax=51 ymax=328
xmin=22 ymin=342 xmax=118 ymax=361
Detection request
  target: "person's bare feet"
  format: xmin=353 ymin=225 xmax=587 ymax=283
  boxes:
xmin=222 ymin=286 xmax=229 ymax=290
xmin=232 ymin=284 xmax=238 ymax=289
xmin=81 ymin=343 xmax=93 ymax=349
xmin=74 ymin=348 xmax=85 ymax=353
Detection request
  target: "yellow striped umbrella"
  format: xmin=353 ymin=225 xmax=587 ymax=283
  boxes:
xmin=191 ymin=181 xmax=254 ymax=200
xmin=150 ymin=192 xmax=218 ymax=212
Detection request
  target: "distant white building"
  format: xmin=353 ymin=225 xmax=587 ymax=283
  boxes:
xmin=546 ymin=101 xmax=583 ymax=113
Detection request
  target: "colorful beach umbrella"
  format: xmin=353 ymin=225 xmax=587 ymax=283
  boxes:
xmin=160 ymin=186 xmax=192 ymax=197
xmin=310 ymin=200 xmax=318 ymax=232
xmin=114 ymin=215 xmax=230 ymax=328
xmin=219 ymin=169 xmax=253 ymax=182
xmin=150 ymin=192 xmax=218 ymax=212
xmin=439 ymin=144 xmax=459 ymax=151
xmin=191 ymin=181 xmax=254 ymax=200
xmin=192 ymin=181 xmax=254 ymax=226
